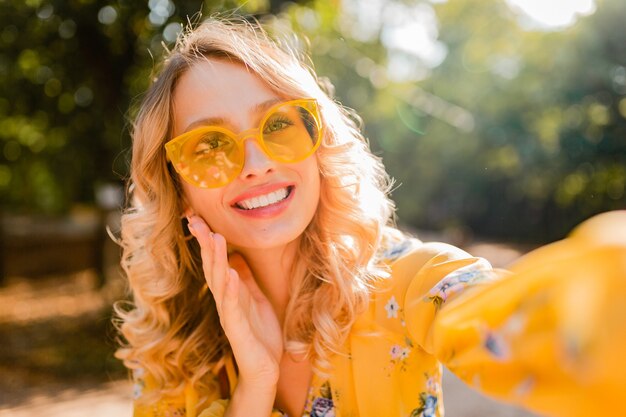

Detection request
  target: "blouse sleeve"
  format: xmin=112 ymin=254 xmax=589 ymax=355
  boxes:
xmin=132 ymin=367 xmax=223 ymax=417
xmin=131 ymin=368 xmax=188 ymax=417
xmin=402 ymin=211 xmax=626 ymax=417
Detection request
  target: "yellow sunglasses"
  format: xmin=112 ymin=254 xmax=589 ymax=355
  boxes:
xmin=165 ymin=98 xmax=323 ymax=188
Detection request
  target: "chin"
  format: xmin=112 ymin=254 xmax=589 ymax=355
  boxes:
xmin=229 ymin=225 xmax=307 ymax=252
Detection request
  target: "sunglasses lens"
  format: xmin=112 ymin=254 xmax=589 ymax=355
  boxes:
xmin=177 ymin=130 xmax=242 ymax=188
xmin=262 ymin=103 xmax=320 ymax=162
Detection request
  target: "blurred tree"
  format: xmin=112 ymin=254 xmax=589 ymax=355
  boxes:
xmin=0 ymin=0 xmax=306 ymax=214
xmin=342 ymin=0 xmax=626 ymax=241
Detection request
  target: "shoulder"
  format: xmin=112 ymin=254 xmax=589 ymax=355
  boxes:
xmin=377 ymin=231 xmax=474 ymax=294
xmin=366 ymin=232 xmax=492 ymax=334
xmin=370 ymin=233 xmax=472 ymax=322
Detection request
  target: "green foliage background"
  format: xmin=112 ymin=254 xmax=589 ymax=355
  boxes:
xmin=0 ymin=0 xmax=624 ymax=242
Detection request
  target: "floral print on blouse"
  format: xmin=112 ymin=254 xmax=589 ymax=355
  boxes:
xmin=304 ymin=381 xmax=335 ymax=417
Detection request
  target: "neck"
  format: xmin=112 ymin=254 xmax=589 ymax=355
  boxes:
xmin=234 ymin=238 xmax=301 ymax=325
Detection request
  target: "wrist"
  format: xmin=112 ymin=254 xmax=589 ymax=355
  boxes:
xmin=224 ymin=380 xmax=277 ymax=417
xmin=237 ymin=376 xmax=278 ymax=395
xmin=237 ymin=357 xmax=281 ymax=388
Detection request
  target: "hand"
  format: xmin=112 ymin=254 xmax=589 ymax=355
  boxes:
xmin=187 ymin=216 xmax=284 ymax=387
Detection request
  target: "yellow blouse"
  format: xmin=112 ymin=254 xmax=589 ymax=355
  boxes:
xmin=132 ymin=211 xmax=626 ymax=417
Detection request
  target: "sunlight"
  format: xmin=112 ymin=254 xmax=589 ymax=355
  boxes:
xmin=341 ymin=0 xmax=447 ymax=82
xmin=505 ymin=0 xmax=597 ymax=30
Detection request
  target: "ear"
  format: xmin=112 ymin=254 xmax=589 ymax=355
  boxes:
xmin=180 ymin=194 xmax=195 ymax=219
xmin=182 ymin=204 xmax=194 ymax=217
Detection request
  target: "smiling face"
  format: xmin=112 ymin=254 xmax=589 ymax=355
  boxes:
xmin=171 ymin=58 xmax=321 ymax=251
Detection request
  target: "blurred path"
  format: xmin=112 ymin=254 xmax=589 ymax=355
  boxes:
xmin=0 ymin=381 xmax=132 ymax=417
xmin=444 ymin=369 xmax=539 ymax=417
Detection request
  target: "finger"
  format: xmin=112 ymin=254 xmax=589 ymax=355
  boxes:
xmin=210 ymin=232 xmax=230 ymax=309
xmin=219 ymin=268 xmax=253 ymax=341
xmin=219 ymin=268 xmax=239 ymax=327
xmin=187 ymin=217 xmax=221 ymax=297
xmin=187 ymin=215 xmax=213 ymax=243
xmin=229 ymin=253 xmax=266 ymax=302
xmin=187 ymin=218 xmax=214 ymax=269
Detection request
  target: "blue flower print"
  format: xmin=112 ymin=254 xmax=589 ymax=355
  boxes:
xmin=482 ymin=313 xmax=526 ymax=361
xmin=132 ymin=367 xmax=146 ymax=400
xmin=484 ymin=330 xmax=511 ymax=360
xmin=306 ymin=381 xmax=335 ymax=417
xmin=425 ymin=268 xmax=492 ymax=310
xmin=410 ymin=392 xmax=438 ymax=417
xmin=132 ymin=380 xmax=145 ymax=400
xmin=310 ymin=397 xmax=335 ymax=417
xmin=381 ymin=239 xmax=415 ymax=262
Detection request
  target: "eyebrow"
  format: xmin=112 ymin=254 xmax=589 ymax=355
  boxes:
xmin=181 ymin=98 xmax=283 ymax=133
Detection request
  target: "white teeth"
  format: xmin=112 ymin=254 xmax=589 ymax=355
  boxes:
xmin=237 ymin=187 xmax=290 ymax=210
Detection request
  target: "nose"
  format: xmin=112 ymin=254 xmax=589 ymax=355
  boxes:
xmin=239 ymin=136 xmax=275 ymax=180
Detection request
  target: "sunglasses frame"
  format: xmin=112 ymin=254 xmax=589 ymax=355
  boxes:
xmin=165 ymin=98 xmax=323 ymax=188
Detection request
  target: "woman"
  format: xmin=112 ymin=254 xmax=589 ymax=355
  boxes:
xmin=115 ymin=16 xmax=626 ymax=417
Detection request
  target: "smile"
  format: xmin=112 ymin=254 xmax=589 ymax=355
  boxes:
xmin=234 ymin=186 xmax=293 ymax=210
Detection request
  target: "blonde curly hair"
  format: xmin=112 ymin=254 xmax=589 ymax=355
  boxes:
xmin=115 ymin=15 xmax=397 ymax=405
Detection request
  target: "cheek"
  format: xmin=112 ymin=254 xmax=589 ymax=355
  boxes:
xmin=182 ymin=182 xmax=224 ymax=218
xmin=301 ymin=158 xmax=321 ymax=209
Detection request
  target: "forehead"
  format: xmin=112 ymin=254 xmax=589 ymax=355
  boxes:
xmin=171 ymin=58 xmax=279 ymax=135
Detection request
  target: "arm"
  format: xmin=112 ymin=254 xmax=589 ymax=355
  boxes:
xmin=403 ymin=212 xmax=626 ymax=416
